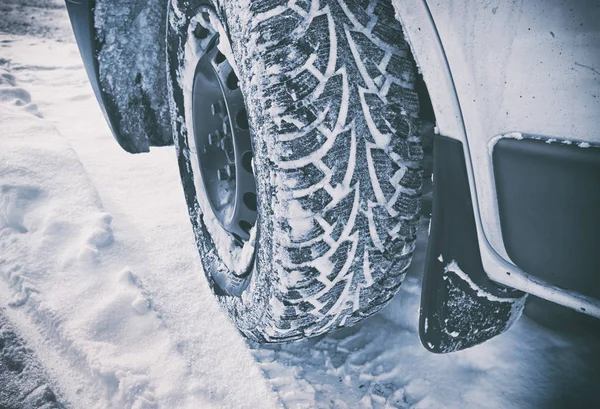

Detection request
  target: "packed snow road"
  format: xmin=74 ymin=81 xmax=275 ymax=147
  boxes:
xmin=0 ymin=1 xmax=599 ymax=408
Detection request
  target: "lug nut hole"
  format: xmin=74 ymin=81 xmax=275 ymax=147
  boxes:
xmin=242 ymin=151 xmax=253 ymax=174
xmin=236 ymin=109 xmax=249 ymax=130
xmin=194 ymin=24 xmax=210 ymax=40
xmin=226 ymin=71 xmax=239 ymax=90
xmin=239 ymin=220 xmax=253 ymax=234
xmin=243 ymin=192 xmax=257 ymax=212
xmin=215 ymin=51 xmax=226 ymax=65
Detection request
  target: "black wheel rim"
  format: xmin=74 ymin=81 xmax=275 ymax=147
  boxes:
xmin=192 ymin=32 xmax=257 ymax=245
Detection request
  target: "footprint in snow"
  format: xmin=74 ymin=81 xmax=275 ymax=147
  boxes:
xmin=8 ymin=282 xmax=39 ymax=308
xmin=0 ymin=71 xmax=16 ymax=86
xmin=0 ymin=185 xmax=42 ymax=233
xmin=1 ymin=262 xmax=39 ymax=309
xmin=118 ymin=267 xmax=151 ymax=315
xmin=77 ymin=213 xmax=114 ymax=267
xmin=0 ymin=64 xmax=42 ymax=117
xmin=85 ymin=267 xmax=158 ymax=346
xmin=77 ymin=246 xmax=100 ymax=266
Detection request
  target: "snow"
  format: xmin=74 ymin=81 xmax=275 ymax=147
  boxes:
xmin=487 ymin=132 xmax=523 ymax=155
xmin=443 ymin=260 xmax=526 ymax=337
xmin=0 ymin=11 xmax=277 ymax=409
xmin=488 ymin=132 xmax=596 ymax=154
xmin=1 ymin=3 xmax=599 ymax=409
xmin=443 ymin=260 xmax=523 ymax=304
xmin=578 ymin=141 xmax=591 ymax=148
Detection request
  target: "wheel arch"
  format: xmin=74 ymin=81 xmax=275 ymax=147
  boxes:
xmin=392 ymin=0 xmax=529 ymax=352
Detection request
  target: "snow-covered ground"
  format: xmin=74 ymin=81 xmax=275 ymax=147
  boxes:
xmin=1 ymin=2 xmax=599 ymax=408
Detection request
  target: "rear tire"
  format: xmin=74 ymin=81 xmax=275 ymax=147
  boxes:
xmin=167 ymin=0 xmax=423 ymax=342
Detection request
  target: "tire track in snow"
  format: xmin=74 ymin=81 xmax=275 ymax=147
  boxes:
xmin=0 ymin=59 xmax=193 ymax=409
xmin=250 ymin=219 xmax=600 ymax=409
xmin=0 ymin=312 xmax=65 ymax=409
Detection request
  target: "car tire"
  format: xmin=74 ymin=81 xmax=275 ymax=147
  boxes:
xmin=167 ymin=0 xmax=423 ymax=342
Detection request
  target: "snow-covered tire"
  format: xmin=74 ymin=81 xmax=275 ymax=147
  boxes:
xmin=167 ymin=0 xmax=423 ymax=342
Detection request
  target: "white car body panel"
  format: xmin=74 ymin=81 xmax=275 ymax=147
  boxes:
xmin=393 ymin=0 xmax=600 ymax=316
xmin=425 ymin=0 xmax=600 ymax=260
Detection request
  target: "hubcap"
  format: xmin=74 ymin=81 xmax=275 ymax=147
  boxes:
xmin=191 ymin=25 xmax=257 ymax=245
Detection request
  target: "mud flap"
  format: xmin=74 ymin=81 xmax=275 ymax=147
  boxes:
xmin=419 ymin=135 xmax=527 ymax=353
xmin=65 ymin=0 xmax=172 ymax=153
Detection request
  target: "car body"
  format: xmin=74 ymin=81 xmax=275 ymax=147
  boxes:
xmin=65 ymin=0 xmax=600 ymax=352
xmin=394 ymin=0 xmax=600 ymax=351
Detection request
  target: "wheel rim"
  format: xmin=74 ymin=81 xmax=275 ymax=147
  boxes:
xmin=191 ymin=23 xmax=257 ymax=246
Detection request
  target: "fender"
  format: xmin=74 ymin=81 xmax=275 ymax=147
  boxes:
xmin=394 ymin=0 xmax=600 ymax=352
xmin=65 ymin=0 xmax=172 ymax=153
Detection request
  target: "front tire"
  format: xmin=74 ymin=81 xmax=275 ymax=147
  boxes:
xmin=167 ymin=0 xmax=423 ymax=342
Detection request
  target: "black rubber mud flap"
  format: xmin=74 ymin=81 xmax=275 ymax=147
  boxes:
xmin=419 ymin=135 xmax=527 ymax=353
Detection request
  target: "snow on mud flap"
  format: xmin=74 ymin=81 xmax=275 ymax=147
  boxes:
xmin=167 ymin=0 xmax=423 ymax=342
